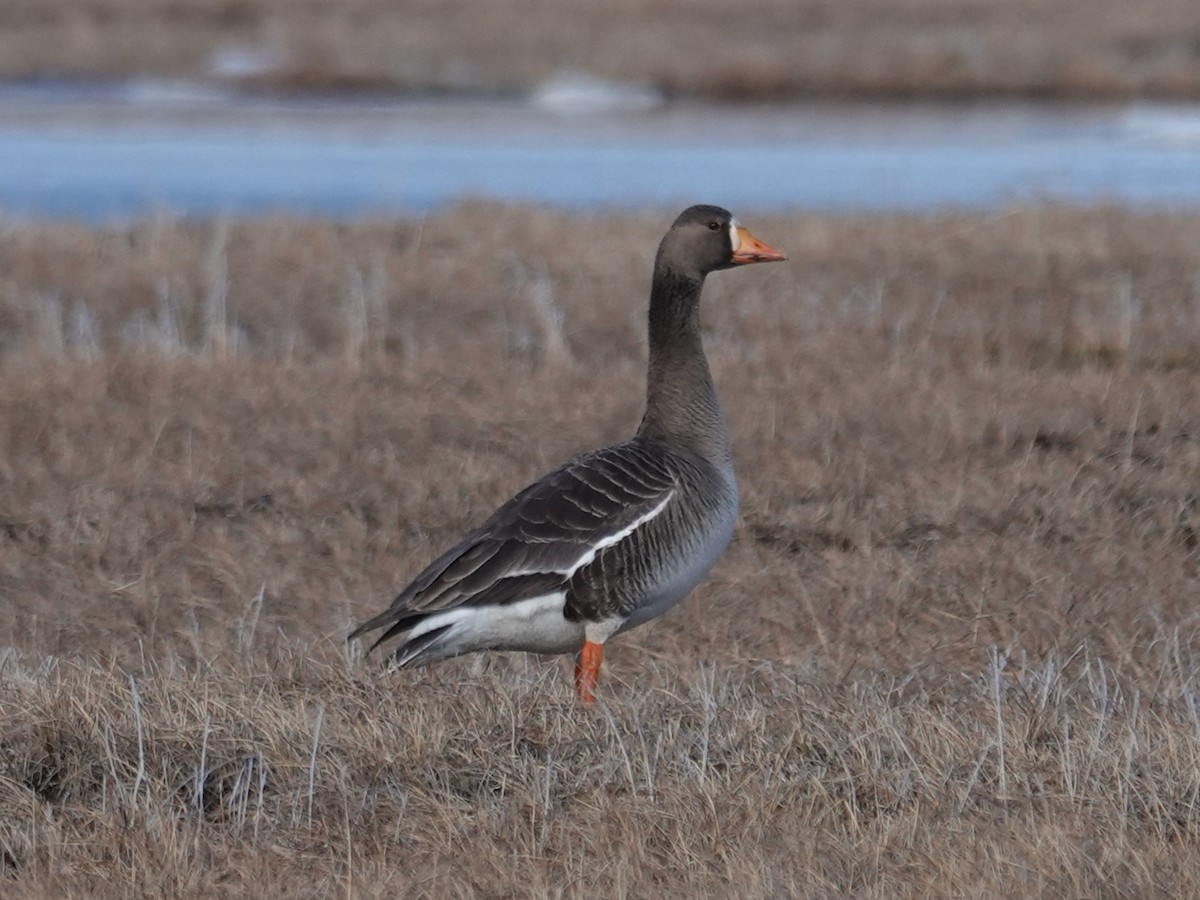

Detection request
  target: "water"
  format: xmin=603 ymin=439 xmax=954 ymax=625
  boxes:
xmin=1 ymin=80 xmax=1199 ymax=220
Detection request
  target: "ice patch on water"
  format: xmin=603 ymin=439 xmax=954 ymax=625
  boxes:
xmin=1121 ymin=104 xmax=1200 ymax=148
xmin=531 ymin=72 xmax=664 ymax=114
xmin=208 ymin=45 xmax=284 ymax=80
xmin=118 ymin=78 xmax=232 ymax=106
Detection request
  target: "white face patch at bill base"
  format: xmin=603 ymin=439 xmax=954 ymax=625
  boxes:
xmin=729 ymin=218 xmax=742 ymax=254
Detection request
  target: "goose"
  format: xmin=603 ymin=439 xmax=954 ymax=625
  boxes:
xmin=349 ymin=205 xmax=785 ymax=702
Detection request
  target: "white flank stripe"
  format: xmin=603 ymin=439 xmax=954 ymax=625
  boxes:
xmin=563 ymin=491 xmax=674 ymax=577
xmin=499 ymin=491 xmax=675 ymax=580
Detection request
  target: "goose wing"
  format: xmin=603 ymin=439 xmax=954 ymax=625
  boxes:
xmin=349 ymin=440 xmax=678 ymax=651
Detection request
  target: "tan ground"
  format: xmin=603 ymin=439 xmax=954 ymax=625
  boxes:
xmin=1 ymin=204 xmax=1200 ymax=895
xmin=2 ymin=0 xmax=1200 ymax=99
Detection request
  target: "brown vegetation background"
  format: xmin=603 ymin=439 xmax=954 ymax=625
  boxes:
xmin=2 ymin=204 xmax=1200 ymax=895
xmin=3 ymin=0 xmax=1200 ymax=99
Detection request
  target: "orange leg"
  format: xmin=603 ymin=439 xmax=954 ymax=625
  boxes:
xmin=573 ymin=640 xmax=604 ymax=704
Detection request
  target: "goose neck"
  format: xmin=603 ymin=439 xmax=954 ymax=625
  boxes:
xmin=638 ymin=266 xmax=731 ymax=463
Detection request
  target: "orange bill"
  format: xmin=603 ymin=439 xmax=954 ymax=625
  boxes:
xmin=732 ymin=227 xmax=786 ymax=264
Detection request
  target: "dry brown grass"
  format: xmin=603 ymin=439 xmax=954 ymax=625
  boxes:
xmin=2 ymin=0 xmax=1200 ymax=99
xmin=2 ymin=203 xmax=1200 ymax=895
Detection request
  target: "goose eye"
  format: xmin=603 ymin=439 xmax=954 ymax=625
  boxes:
xmin=707 ymin=221 xmax=720 ymax=231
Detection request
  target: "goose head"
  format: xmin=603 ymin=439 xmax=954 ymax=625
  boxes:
xmin=656 ymin=204 xmax=786 ymax=278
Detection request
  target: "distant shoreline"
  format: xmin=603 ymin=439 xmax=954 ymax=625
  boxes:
xmin=7 ymin=73 xmax=1200 ymax=107
xmin=7 ymin=68 xmax=1200 ymax=107
xmin=4 ymin=0 xmax=1199 ymax=103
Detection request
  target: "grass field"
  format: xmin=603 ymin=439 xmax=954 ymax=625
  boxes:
xmin=2 ymin=203 xmax=1200 ymax=895
xmin=2 ymin=0 xmax=1200 ymax=99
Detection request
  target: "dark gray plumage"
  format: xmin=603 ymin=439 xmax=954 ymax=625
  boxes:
xmin=349 ymin=205 xmax=785 ymax=701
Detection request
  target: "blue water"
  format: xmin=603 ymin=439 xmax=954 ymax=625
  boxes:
xmin=1 ymin=82 xmax=1199 ymax=219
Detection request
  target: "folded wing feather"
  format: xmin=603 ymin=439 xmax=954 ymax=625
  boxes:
xmin=348 ymin=440 xmax=679 ymax=651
